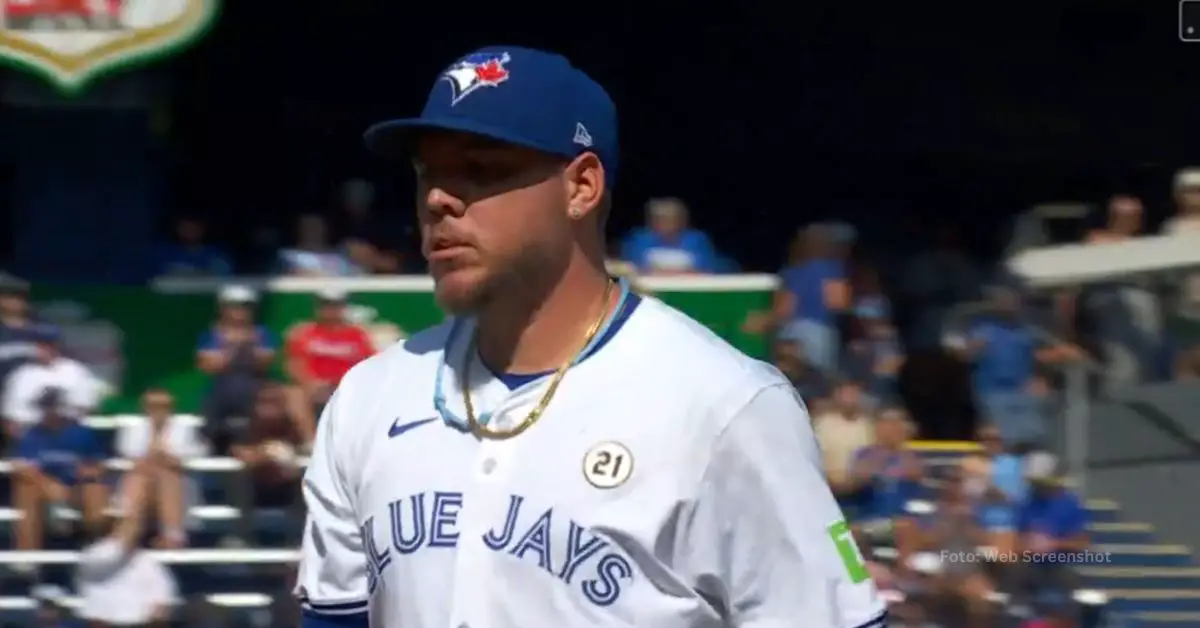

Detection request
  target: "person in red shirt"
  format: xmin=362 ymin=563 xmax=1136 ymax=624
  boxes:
xmin=284 ymin=288 xmax=375 ymax=442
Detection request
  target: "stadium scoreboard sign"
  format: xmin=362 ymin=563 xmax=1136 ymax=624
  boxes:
xmin=0 ymin=0 xmax=219 ymax=94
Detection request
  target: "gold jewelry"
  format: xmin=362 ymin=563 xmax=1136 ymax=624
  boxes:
xmin=462 ymin=280 xmax=615 ymax=440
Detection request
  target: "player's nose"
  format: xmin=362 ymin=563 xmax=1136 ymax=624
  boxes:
xmin=424 ymin=187 xmax=467 ymax=219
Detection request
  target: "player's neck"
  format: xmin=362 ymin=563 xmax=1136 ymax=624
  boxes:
xmin=476 ymin=258 xmax=613 ymax=375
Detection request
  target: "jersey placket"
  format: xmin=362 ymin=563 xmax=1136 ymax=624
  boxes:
xmin=446 ymin=382 xmax=536 ymax=627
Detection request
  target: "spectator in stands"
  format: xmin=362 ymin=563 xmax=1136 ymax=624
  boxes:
xmin=77 ymin=455 xmax=177 ymax=628
xmin=922 ymin=466 xmax=998 ymax=625
xmin=1014 ymin=453 xmax=1089 ymax=624
xmin=197 ymin=285 xmax=276 ymax=455
xmin=277 ymin=213 xmax=361 ymax=276
xmin=813 ymin=379 xmax=874 ymax=496
xmin=338 ymin=177 xmax=379 ymax=253
xmin=0 ymin=276 xmax=40 ymax=425
xmin=156 ymin=216 xmax=231 ymax=277
xmin=368 ymin=240 xmax=407 ymax=275
xmin=1164 ymin=167 xmax=1200 ymax=234
xmin=3 ymin=324 xmax=102 ymax=441
xmin=746 ymin=225 xmax=851 ymax=374
xmin=1064 ymin=195 xmax=1163 ymax=389
xmin=962 ymin=423 xmax=1026 ymax=558
xmin=619 ymin=198 xmax=718 ymax=275
xmin=283 ymin=288 xmax=375 ymax=443
xmin=115 ymin=387 xmax=205 ymax=549
xmin=771 ymin=337 xmax=830 ymax=411
xmin=231 ymin=383 xmax=306 ymax=539
xmin=339 ymin=178 xmax=376 ymax=241
xmin=12 ymin=388 xmax=106 ymax=552
xmin=846 ymin=408 xmax=922 ymax=569
xmin=844 ymin=294 xmax=905 ymax=407
xmin=1086 ymin=194 xmax=1143 ymax=244
xmin=963 ymin=286 xmax=1077 ymax=446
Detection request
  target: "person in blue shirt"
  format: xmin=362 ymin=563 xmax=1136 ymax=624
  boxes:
xmin=156 ymin=216 xmax=232 ymax=277
xmin=966 ymin=424 xmax=1027 ymax=555
xmin=917 ymin=466 xmax=997 ymax=625
xmin=843 ymin=296 xmax=905 ymax=405
xmin=1014 ymin=453 xmax=1089 ymax=620
xmin=747 ymin=225 xmax=851 ymax=373
xmin=12 ymin=388 xmax=106 ymax=552
xmin=619 ymin=197 xmax=718 ymax=274
xmin=964 ymin=287 xmax=1079 ymax=446
xmin=846 ymin=409 xmax=922 ymax=568
xmin=198 ymin=285 xmax=277 ymax=455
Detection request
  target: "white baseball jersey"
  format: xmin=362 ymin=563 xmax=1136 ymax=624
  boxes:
xmin=295 ymin=295 xmax=886 ymax=628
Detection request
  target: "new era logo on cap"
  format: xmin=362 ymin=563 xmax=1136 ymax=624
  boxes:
xmin=363 ymin=46 xmax=619 ymax=186
xmin=573 ymin=123 xmax=592 ymax=147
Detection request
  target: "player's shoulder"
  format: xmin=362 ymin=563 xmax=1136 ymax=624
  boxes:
xmin=621 ymin=297 xmax=797 ymax=428
xmin=631 ymin=296 xmax=789 ymax=396
xmin=330 ymin=319 xmax=453 ymax=409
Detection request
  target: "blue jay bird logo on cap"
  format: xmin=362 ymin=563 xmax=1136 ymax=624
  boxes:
xmin=441 ymin=52 xmax=511 ymax=106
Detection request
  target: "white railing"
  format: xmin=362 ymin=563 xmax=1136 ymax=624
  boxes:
xmin=0 ymin=591 xmax=277 ymax=610
xmin=0 ymin=455 xmax=307 ymax=474
xmin=0 ymin=548 xmax=299 ymax=565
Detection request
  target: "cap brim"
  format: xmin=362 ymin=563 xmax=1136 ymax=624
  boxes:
xmin=364 ymin=116 xmax=568 ymax=159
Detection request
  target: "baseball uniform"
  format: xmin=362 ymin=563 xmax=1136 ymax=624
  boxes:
xmin=296 ymin=45 xmax=885 ymax=628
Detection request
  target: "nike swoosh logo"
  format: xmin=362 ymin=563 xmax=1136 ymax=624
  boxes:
xmin=388 ymin=417 xmax=439 ymax=438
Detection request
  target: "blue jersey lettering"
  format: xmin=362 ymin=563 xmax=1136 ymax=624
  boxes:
xmin=366 ymin=491 xmax=635 ymax=606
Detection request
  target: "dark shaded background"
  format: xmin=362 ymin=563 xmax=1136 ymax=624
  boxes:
xmin=0 ymin=0 xmax=1193 ymax=442
xmin=133 ymin=0 xmax=1190 ymax=274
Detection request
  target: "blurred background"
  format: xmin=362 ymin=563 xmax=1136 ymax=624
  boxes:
xmin=0 ymin=0 xmax=1196 ymax=626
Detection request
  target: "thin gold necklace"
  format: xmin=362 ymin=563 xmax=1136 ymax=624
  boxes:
xmin=462 ymin=280 xmax=615 ymax=440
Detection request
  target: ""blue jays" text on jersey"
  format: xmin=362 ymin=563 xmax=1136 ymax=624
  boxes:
xmin=361 ymin=491 xmax=635 ymax=606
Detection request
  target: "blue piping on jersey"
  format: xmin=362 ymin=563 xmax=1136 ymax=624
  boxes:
xmin=432 ymin=277 xmax=636 ymax=430
xmin=301 ymin=609 xmax=369 ymax=628
xmin=492 ymin=288 xmax=641 ymax=389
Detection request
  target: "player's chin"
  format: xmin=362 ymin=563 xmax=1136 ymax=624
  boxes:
xmin=432 ymin=265 xmax=490 ymax=314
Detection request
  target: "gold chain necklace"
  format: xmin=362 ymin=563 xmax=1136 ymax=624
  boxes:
xmin=462 ymin=280 xmax=615 ymax=440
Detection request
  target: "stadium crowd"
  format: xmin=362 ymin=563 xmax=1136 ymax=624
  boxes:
xmin=6 ymin=163 xmax=1197 ymax=626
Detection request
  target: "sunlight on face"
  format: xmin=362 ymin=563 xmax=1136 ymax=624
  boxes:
xmin=414 ymin=131 xmax=570 ymax=313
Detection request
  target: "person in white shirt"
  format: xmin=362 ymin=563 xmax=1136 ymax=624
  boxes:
xmin=2 ymin=324 xmax=102 ymax=436
xmin=114 ymin=388 xmax=206 ymax=549
xmin=77 ymin=455 xmax=178 ymax=627
xmin=294 ymin=46 xmax=885 ymax=628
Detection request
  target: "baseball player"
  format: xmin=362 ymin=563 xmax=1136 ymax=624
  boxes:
xmin=296 ymin=46 xmax=887 ymax=628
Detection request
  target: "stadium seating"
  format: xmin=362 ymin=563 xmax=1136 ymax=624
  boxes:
xmin=0 ymin=418 xmax=1196 ymax=625
xmin=917 ymin=445 xmax=1200 ymax=627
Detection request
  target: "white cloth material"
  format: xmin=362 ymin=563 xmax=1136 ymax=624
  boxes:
xmin=115 ymin=414 xmax=207 ymax=460
xmin=2 ymin=357 xmax=101 ymax=426
xmin=294 ymin=296 xmax=886 ymax=628
xmin=76 ymin=538 xmax=177 ymax=625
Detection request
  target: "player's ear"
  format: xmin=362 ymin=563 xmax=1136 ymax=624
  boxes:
xmin=564 ymin=152 xmax=605 ymax=221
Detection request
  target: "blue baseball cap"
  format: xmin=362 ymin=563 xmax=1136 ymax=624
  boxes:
xmin=363 ymin=46 xmax=619 ymax=186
